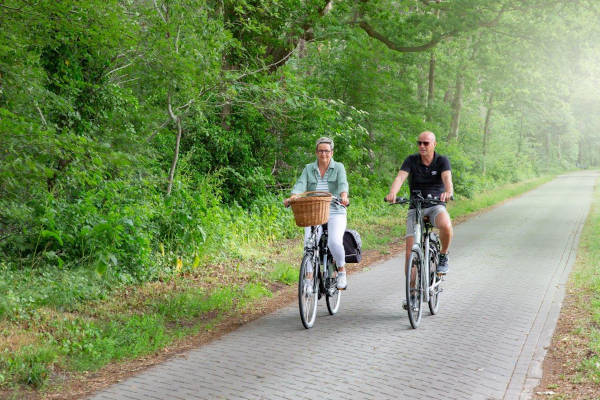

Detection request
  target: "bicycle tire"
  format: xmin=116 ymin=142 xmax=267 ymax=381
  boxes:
xmin=326 ymin=263 xmax=341 ymax=315
xmin=298 ymin=254 xmax=318 ymax=329
xmin=428 ymin=239 xmax=441 ymax=315
xmin=406 ymin=250 xmax=423 ymax=328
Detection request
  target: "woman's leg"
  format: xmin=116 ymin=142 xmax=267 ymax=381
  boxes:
xmin=327 ymin=214 xmax=346 ymax=268
xmin=327 ymin=213 xmax=347 ymax=289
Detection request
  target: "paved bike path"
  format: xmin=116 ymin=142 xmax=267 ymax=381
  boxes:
xmin=89 ymin=171 xmax=598 ymax=400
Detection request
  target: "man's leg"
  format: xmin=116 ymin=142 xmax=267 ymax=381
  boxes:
xmin=435 ymin=210 xmax=453 ymax=273
xmin=435 ymin=210 xmax=453 ymax=253
xmin=405 ymin=235 xmax=414 ymax=270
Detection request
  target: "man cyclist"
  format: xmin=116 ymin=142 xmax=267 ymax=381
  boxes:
xmin=385 ymin=131 xmax=453 ymax=274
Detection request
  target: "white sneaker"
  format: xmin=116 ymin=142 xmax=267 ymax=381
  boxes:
xmin=337 ymin=271 xmax=347 ymax=290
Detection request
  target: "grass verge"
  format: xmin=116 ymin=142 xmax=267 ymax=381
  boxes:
xmin=534 ymin=174 xmax=600 ymax=399
xmin=0 ymin=175 xmax=555 ymax=398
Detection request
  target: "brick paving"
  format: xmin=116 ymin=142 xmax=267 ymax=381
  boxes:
xmin=89 ymin=171 xmax=598 ymax=400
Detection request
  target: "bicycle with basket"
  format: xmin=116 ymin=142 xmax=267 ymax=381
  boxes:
xmin=288 ymin=191 xmax=361 ymax=329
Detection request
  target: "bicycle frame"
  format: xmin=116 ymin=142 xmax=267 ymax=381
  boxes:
xmin=305 ymin=224 xmax=335 ymax=296
xmin=393 ymin=192 xmax=445 ymax=300
xmin=296 ymin=195 xmax=345 ymax=328
xmin=411 ymin=200 xmax=431 ymax=302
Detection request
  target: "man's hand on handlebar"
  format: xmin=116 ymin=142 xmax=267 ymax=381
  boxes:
xmin=384 ymin=193 xmax=396 ymax=203
xmin=439 ymin=191 xmax=453 ymax=202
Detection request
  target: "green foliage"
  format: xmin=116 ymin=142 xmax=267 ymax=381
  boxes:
xmin=269 ymin=262 xmax=298 ymax=285
xmin=0 ymin=346 xmax=56 ymax=388
xmin=55 ymin=314 xmax=170 ymax=372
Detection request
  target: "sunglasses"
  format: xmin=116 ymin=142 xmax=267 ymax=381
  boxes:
xmin=417 ymin=141 xmax=430 ymax=146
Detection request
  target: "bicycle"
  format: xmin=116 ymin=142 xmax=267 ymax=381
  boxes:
xmin=298 ymin=198 xmax=345 ymax=329
xmin=390 ymin=191 xmax=446 ymax=329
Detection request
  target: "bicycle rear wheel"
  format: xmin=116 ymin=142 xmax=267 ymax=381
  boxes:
xmin=299 ymin=254 xmax=318 ymax=329
xmin=326 ymin=264 xmax=341 ymax=315
xmin=406 ymin=251 xmax=423 ymax=328
xmin=428 ymin=240 xmax=441 ymax=315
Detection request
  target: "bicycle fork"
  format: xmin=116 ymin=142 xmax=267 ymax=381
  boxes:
xmin=412 ymin=224 xmax=431 ymax=302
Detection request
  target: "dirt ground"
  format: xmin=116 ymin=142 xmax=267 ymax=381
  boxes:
xmin=532 ymin=287 xmax=600 ymax=400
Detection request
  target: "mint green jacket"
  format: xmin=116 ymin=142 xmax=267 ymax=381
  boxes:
xmin=291 ymin=159 xmax=349 ymax=213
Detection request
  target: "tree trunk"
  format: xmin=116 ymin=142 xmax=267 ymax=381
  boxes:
xmin=166 ymin=94 xmax=182 ymax=196
xmin=545 ymin=130 xmax=551 ymax=160
xmin=443 ymin=88 xmax=452 ymax=103
xmin=219 ymin=53 xmax=233 ymax=131
xmin=577 ymin=137 xmax=584 ymax=167
xmin=517 ymin=111 xmax=524 ymax=156
xmin=448 ymin=71 xmax=464 ymax=142
xmin=425 ymin=52 xmax=436 ymax=121
xmin=482 ymin=93 xmax=494 ymax=176
xmin=427 ymin=52 xmax=436 ymax=109
xmin=416 ymin=64 xmax=426 ymax=105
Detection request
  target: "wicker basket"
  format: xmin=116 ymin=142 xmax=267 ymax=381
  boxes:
xmin=290 ymin=191 xmax=332 ymax=227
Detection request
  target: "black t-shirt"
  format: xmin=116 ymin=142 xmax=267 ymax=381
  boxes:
xmin=400 ymin=152 xmax=451 ymax=207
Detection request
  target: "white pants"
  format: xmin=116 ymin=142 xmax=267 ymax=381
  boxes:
xmin=304 ymin=213 xmax=347 ymax=268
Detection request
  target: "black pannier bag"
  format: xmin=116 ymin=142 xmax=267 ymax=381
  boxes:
xmin=343 ymin=229 xmax=362 ymax=263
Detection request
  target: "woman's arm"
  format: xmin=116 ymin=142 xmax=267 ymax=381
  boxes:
xmin=284 ymin=166 xmax=309 ymax=206
xmin=337 ymin=163 xmax=349 ymax=206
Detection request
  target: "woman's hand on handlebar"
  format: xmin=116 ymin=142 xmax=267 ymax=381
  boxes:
xmin=340 ymin=193 xmax=350 ymax=207
xmin=283 ymin=194 xmax=298 ymax=208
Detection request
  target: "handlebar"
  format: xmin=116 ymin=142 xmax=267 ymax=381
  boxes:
xmin=285 ymin=193 xmax=348 ymax=208
xmin=331 ymin=196 xmax=348 ymax=208
xmin=385 ymin=191 xmax=449 ymax=207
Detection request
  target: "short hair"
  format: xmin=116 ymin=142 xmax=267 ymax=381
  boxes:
xmin=316 ymin=137 xmax=334 ymax=151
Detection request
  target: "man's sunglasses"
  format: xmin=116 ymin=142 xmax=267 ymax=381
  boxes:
xmin=417 ymin=141 xmax=430 ymax=146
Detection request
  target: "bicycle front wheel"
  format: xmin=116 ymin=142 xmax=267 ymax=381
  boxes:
xmin=299 ymin=254 xmax=318 ymax=329
xmin=406 ymin=251 xmax=423 ymax=329
xmin=428 ymin=240 xmax=441 ymax=315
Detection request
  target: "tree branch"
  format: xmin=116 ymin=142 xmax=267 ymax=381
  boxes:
xmin=358 ymin=21 xmax=452 ymax=52
xmin=104 ymin=62 xmax=133 ymax=77
xmin=34 ymin=101 xmax=47 ymax=128
xmin=236 ymin=47 xmax=297 ymax=80
xmin=477 ymin=3 xmax=509 ymax=28
xmin=167 ymin=94 xmax=178 ymax=123
xmin=175 ymin=24 xmax=181 ymax=54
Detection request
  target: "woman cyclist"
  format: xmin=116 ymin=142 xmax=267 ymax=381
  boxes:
xmin=284 ymin=137 xmax=350 ymax=289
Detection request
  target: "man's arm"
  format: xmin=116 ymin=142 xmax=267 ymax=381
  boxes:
xmin=440 ymin=170 xmax=454 ymax=202
xmin=385 ymin=170 xmax=409 ymax=202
